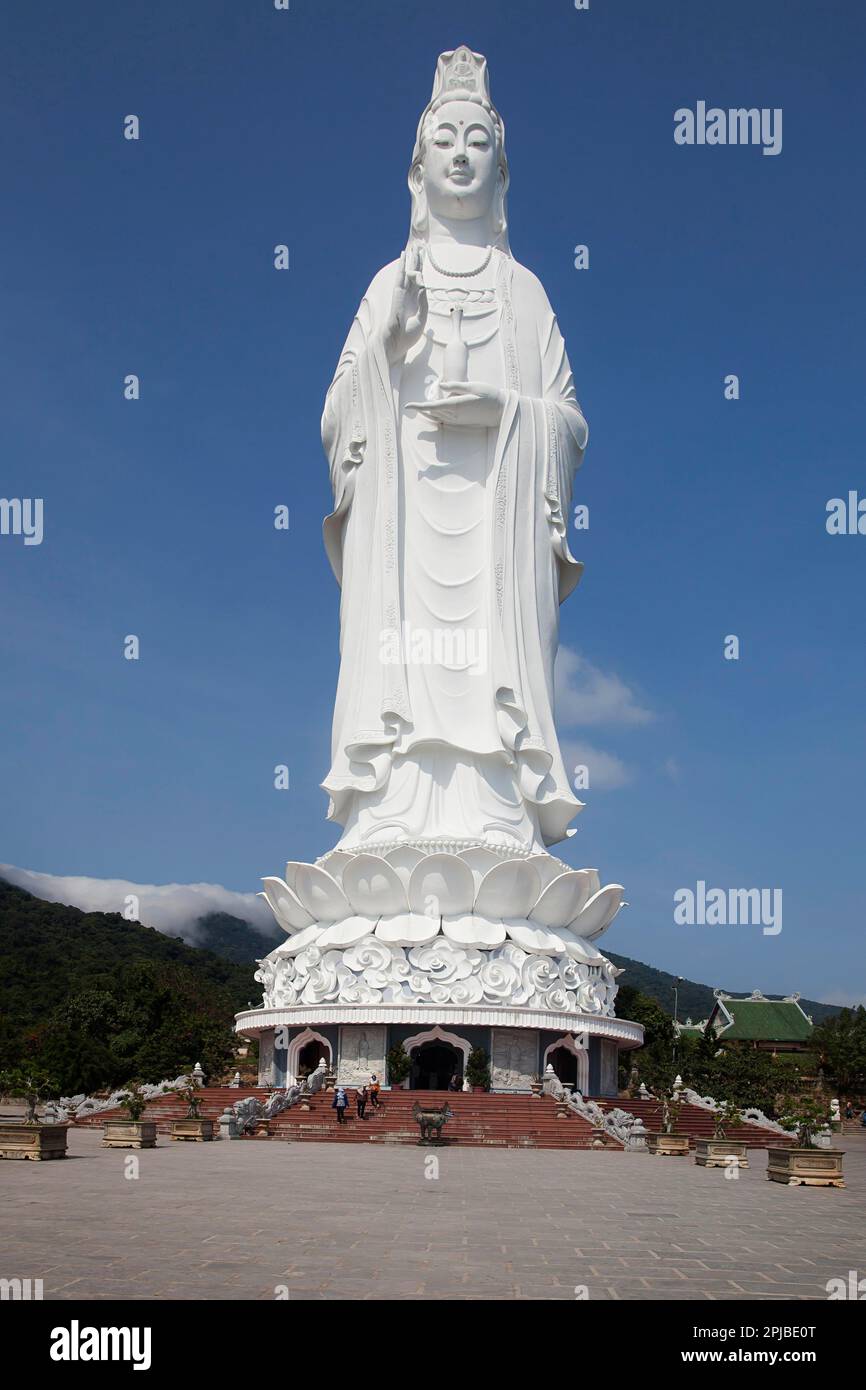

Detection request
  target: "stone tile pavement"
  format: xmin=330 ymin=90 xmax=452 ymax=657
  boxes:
xmin=1 ymin=1126 xmax=864 ymax=1300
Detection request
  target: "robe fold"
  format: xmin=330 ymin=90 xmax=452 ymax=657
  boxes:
xmin=321 ymin=250 xmax=588 ymax=851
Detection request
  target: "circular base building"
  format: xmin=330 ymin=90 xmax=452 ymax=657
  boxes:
xmin=235 ymin=840 xmax=643 ymax=1094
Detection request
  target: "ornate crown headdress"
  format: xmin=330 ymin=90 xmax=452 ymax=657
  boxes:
xmin=412 ymin=47 xmax=498 ymax=157
xmin=430 ymin=46 xmax=491 ymax=109
xmin=407 ymin=46 xmax=511 ymax=253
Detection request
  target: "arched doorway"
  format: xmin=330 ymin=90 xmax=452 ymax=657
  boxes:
xmin=411 ymin=1040 xmax=460 ymax=1091
xmin=296 ymin=1039 xmax=323 ymax=1081
xmin=400 ymin=1026 xmax=472 ymax=1091
xmin=286 ymin=1027 xmax=332 ymax=1085
xmin=547 ymin=1045 xmax=578 ymax=1087
xmin=543 ymin=1034 xmax=589 ymax=1092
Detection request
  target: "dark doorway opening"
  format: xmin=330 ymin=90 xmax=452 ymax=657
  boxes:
xmin=411 ymin=1041 xmax=460 ymax=1091
xmin=296 ymin=1039 xmax=326 ymax=1080
xmin=548 ymin=1045 xmax=578 ymax=1087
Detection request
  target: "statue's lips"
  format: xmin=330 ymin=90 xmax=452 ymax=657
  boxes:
xmin=447 ymin=171 xmax=473 ymax=185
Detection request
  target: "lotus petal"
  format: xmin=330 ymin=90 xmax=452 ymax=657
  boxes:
xmin=286 ymin=862 xmax=351 ymax=922
xmin=317 ymin=915 xmax=375 ymax=948
xmin=475 ymin=859 xmax=541 ymax=918
xmin=573 ymin=885 xmax=624 ymax=940
xmin=341 ymin=854 xmax=408 ymax=915
xmin=582 ymin=868 xmax=601 ymax=899
xmin=260 ymin=878 xmax=315 ymax=933
xmin=316 ymin=850 xmax=355 ymax=882
xmin=408 ymin=853 xmax=475 ymax=915
xmin=384 ymin=846 xmax=426 ymax=886
xmin=531 ymin=870 xmax=594 ymax=928
xmin=459 ymin=846 xmax=501 ymax=888
xmin=556 ymin=928 xmax=605 ymax=963
xmin=503 ymin=918 xmax=568 ymax=953
xmin=374 ymin=912 xmax=440 ymax=946
xmin=524 ymin=854 xmax=571 ymax=891
xmin=275 ymin=923 xmax=324 ymax=956
xmin=442 ymin=914 xmax=506 ymax=947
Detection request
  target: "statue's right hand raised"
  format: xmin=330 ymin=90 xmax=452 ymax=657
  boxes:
xmin=382 ymin=246 xmax=428 ymax=366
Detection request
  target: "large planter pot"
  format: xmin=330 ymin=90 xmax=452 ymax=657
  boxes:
xmin=767 ymin=1147 xmax=845 ymax=1188
xmin=0 ymin=1122 xmax=68 ymax=1160
xmin=645 ymin=1132 xmax=690 ymax=1156
xmin=694 ymin=1138 xmax=750 ymax=1169
xmin=102 ymin=1119 xmax=157 ymax=1150
xmin=170 ymin=1118 xmax=214 ymax=1143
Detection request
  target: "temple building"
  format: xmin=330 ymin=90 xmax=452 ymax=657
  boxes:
xmin=676 ymin=990 xmax=814 ymax=1056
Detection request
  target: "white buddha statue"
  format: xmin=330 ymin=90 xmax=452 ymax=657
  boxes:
xmin=321 ymin=47 xmax=588 ymax=856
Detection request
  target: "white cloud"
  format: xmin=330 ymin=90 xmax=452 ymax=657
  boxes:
xmin=562 ymin=739 xmax=633 ymax=791
xmin=555 ymin=646 xmax=654 ymax=728
xmin=554 ymin=647 xmax=653 ymax=790
xmin=0 ymin=863 xmax=274 ymax=943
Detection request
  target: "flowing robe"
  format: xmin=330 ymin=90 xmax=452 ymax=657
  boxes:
xmin=321 ymin=249 xmax=587 ymax=851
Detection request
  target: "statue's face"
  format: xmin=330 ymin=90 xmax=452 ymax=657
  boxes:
xmin=419 ymin=100 xmax=499 ymax=222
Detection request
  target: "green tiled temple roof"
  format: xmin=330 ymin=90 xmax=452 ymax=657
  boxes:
xmin=716 ymin=998 xmax=813 ymax=1042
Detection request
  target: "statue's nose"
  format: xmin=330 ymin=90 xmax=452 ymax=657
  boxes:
xmin=453 ymin=150 xmax=468 ymax=165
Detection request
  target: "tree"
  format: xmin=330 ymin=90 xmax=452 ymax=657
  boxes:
xmin=681 ymin=1042 xmax=789 ymax=1117
xmin=386 ymin=1043 xmax=410 ymax=1086
xmin=616 ymin=987 xmax=676 ymax=1091
xmin=812 ymin=1006 xmax=866 ymax=1093
xmin=0 ymin=1066 xmax=59 ymax=1122
xmin=466 ymin=1048 xmax=491 ymax=1090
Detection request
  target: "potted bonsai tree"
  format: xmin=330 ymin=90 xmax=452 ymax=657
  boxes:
xmin=169 ymin=1079 xmax=215 ymax=1142
xmin=0 ymin=1067 xmax=68 ymax=1160
xmin=645 ymin=1085 xmax=690 ymax=1156
xmin=466 ymin=1048 xmax=491 ymax=1094
xmin=102 ymin=1081 xmax=158 ymax=1150
xmin=387 ymin=1042 xmax=411 ymax=1090
xmin=694 ymin=1099 xmax=749 ymax=1169
xmin=767 ymin=1095 xmax=845 ymax=1187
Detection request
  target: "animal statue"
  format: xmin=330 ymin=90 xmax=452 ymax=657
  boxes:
xmin=412 ymin=1100 xmax=453 ymax=1145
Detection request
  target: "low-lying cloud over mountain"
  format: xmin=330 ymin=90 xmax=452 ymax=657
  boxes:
xmin=0 ymin=864 xmax=274 ymax=944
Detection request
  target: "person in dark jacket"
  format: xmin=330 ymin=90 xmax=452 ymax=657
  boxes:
xmin=332 ymin=1086 xmax=348 ymax=1123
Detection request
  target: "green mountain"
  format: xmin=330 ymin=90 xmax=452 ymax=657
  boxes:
xmin=0 ymin=881 xmax=259 ymax=1094
xmin=176 ymin=911 xmax=282 ymax=964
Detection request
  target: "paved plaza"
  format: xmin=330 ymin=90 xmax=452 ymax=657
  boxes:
xmin=2 ymin=1126 xmax=864 ymax=1301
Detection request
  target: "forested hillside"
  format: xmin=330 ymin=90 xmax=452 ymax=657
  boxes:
xmin=0 ymin=881 xmax=256 ymax=1093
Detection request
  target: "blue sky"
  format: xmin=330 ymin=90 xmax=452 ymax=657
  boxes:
xmin=2 ymin=0 xmax=864 ymax=1004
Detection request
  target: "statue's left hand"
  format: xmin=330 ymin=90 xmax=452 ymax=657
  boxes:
xmin=406 ymin=380 xmax=505 ymax=428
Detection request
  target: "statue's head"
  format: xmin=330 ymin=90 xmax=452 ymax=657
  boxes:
xmin=408 ymin=47 xmax=510 ymax=250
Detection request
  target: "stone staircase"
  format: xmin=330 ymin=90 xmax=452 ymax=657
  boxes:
xmin=77 ymin=1087 xmax=615 ymax=1150
xmin=269 ymin=1089 xmax=614 ymax=1150
xmin=74 ymin=1086 xmax=266 ymax=1130
xmin=595 ymin=1096 xmax=793 ymax=1148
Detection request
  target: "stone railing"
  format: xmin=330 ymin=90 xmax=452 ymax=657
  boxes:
xmin=679 ymin=1086 xmax=794 ymax=1137
xmin=227 ymin=1085 xmax=301 ymax=1137
xmin=43 ymin=1073 xmax=196 ymax=1123
xmin=542 ymin=1074 xmax=647 ymax=1150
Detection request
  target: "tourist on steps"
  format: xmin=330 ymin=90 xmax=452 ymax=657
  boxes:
xmin=370 ymin=1075 xmax=381 ymax=1109
xmin=356 ymin=1085 xmax=368 ymax=1120
xmin=332 ymin=1086 xmax=348 ymax=1124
